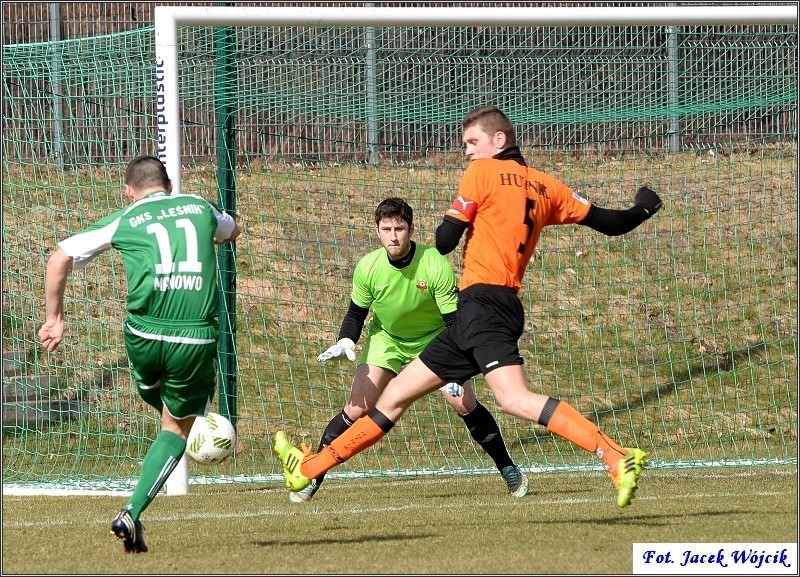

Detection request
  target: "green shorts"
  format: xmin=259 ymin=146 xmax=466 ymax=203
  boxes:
xmin=124 ymin=321 xmax=218 ymax=419
xmin=359 ymin=328 xmax=437 ymax=374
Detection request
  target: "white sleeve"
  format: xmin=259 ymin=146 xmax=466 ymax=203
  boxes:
xmin=57 ymin=217 xmax=120 ymax=270
xmin=211 ymin=205 xmax=237 ymax=242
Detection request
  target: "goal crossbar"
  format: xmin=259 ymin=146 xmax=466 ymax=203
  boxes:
xmin=155 ymin=5 xmax=797 ymax=28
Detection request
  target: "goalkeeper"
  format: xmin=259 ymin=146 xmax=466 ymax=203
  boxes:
xmin=290 ymin=197 xmax=528 ymax=502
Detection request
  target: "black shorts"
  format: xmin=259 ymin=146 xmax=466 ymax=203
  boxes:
xmin=419 ymin=284 xmax=524 ymax=383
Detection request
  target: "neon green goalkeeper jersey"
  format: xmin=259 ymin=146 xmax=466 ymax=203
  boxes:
xmin=351 ymin=242 xmax=459 ymax=343
xmin=58 ymin=191 xmax=237 ymax=330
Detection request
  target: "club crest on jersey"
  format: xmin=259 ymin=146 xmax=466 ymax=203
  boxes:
xmin=416 ymin=279 xmax=428 ymax=291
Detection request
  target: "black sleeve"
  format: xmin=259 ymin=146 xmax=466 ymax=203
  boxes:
xmin=435 ymin=216 xmax=469 ymax=255
xmin=337 ymin=300 xmax=370 ymax=343
xmin=442 ymin=310 xmax=458 ymax=328
xmin=578 ymin=204 xmax=652 ymax=237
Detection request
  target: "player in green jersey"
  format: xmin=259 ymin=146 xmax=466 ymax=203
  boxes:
xmin=288 ymin=197 xmax=528 ymax=503
xmin=38 ymin=155 xmax=241 ymax=554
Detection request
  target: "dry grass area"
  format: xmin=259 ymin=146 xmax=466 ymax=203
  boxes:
xmin=2 ymin=148 xmax=796 ymax=482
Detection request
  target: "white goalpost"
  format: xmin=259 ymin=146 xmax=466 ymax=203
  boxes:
xmin=154 ymin=4 xmax=797 ymax=497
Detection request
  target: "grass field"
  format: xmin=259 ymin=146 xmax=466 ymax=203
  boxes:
xmin=2 ymin=465 xmax=796 ymax=574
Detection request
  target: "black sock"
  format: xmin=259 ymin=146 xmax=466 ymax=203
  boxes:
xmin=314 ymin=410 xmax=355 ymax=485
xmin=461 ymin=402 xmax=514 ymax=472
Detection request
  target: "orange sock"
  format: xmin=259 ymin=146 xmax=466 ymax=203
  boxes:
xmin=545 ymin=401 xmax=626 ymax=468
xmin=300 ymin=415 xmax=387 ymax=479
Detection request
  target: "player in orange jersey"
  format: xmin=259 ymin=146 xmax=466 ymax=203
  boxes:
xmin=275 ymin=105 xmax=662 ymax=508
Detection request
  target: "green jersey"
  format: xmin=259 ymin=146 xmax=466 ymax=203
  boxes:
xmin=351 ymin=242 xmax=458 ymax=343
xmin=58 ymin=191 xmax=237 ymax=334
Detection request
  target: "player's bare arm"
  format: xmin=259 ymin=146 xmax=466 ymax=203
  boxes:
xmin=38 ymin=248 xmax=74 ymax=352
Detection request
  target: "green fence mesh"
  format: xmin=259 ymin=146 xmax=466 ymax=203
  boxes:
xmin=2 ymin=22 xmax=796 ymax=491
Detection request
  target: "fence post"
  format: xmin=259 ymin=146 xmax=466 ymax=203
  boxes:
xmin=365 ymin=3 xmax=379 ymax=165
xmin=215 ymin=23 xmax=238 ymax=427
xmin=667 ymin=4 xmax=681 ymax=154
xmin=48 ymin=3 xmax=65 ymax=169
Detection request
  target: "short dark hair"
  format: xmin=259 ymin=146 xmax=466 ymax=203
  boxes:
xmin=462 ymin=105 xmax=517 ymax=148
xmin=125 ymin=155 xmax=170 ymax=191
xmin=374 ymin=197 xmax=413 ymax=228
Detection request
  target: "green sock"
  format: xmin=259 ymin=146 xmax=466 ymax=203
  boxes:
xmin=124 ymin=430 xmax=186 ymax=520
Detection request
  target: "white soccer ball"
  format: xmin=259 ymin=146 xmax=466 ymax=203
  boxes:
xmin=186 ymin=412 xmax=236 ymax=465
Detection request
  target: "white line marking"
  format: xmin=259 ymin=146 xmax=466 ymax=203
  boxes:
xmin=2 ymin=489 xmax=791 ymax=529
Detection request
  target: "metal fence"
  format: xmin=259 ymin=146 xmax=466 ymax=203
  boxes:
xmin=2 ymin=2 xmax=796 ymax=166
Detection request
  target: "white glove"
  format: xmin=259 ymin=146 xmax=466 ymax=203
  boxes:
xmin=440 ymin=382 xmax=464 ymax=397
xmin=317 ymin=338 xmax=357 ymax=362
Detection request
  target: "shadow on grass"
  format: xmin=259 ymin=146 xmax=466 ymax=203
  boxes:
xmin=422 ymin=486 xmax=590 ymax=499
xmin=591 ymin=340 xmax=770 ymax=424
xmin=252 ymin=532 xmax=435 ymax=547
xmin=529 ymin=508 xmax=766 ymax=528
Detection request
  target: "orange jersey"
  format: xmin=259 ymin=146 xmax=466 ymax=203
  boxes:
xmin=445 ymin=158 xmax=591 ymax=291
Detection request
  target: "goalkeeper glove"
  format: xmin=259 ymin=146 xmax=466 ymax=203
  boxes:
xmin=635 ymin=186 xmax=663 ymax=217
xmin=440 ymin=382 xmax=464 ymax=397
xmin=317 ymin=338 xmax=357 ymax=362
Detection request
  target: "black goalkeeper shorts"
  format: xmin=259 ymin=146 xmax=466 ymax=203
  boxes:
xmin=419 ymin=283 xmax=525 ymax=384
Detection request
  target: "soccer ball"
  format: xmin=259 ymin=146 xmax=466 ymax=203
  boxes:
xmin=186 ymin=412 xmax=236 ymax=465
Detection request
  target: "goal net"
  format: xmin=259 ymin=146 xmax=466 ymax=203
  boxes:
xmin=2 ymin=5 xmax=796 ymax=494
